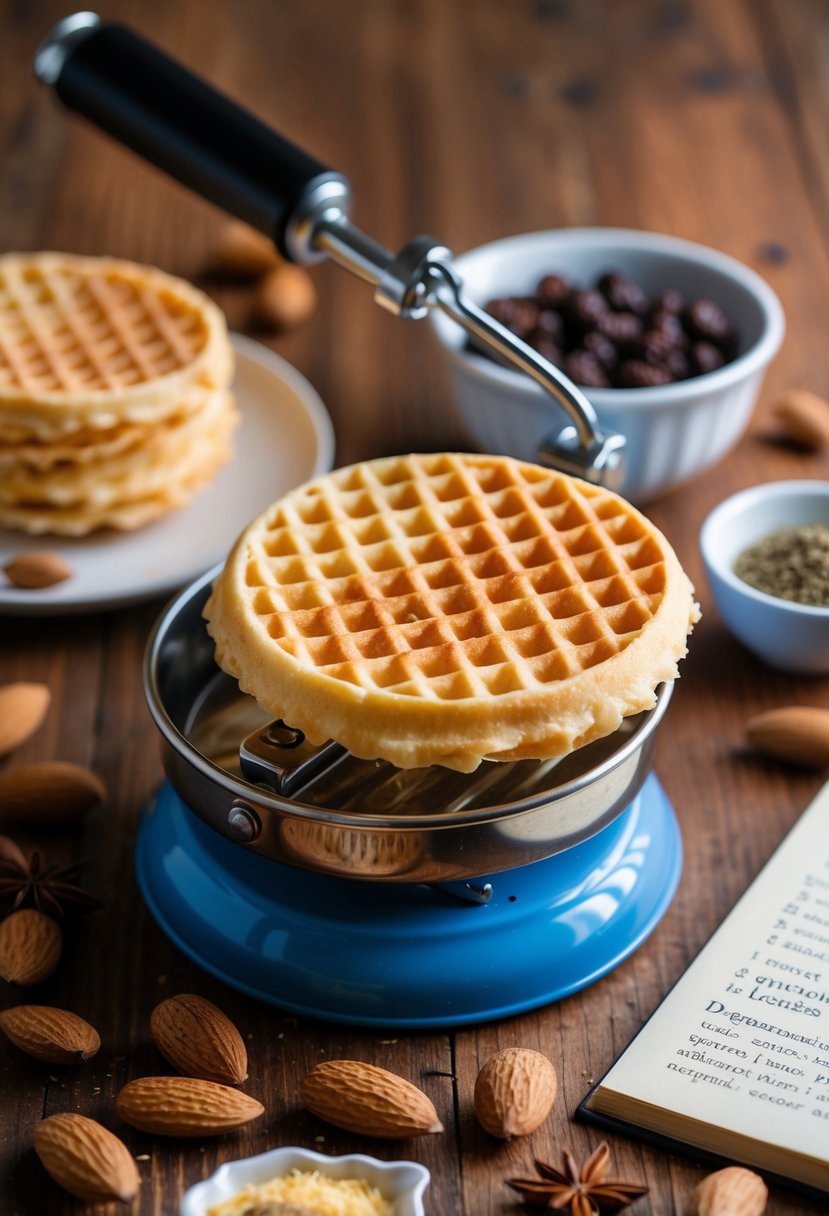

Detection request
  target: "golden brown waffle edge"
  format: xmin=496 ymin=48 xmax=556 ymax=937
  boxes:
xmin=0 ymin=389 xmax=237 ymax=509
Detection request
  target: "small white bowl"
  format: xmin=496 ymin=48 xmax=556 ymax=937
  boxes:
xmin=180 ymin=1145 xmax=430 ymax=1216
xmin=430 ymin=227 xmax=784 ymax=503
xmin=700 ymin=480 xmax=829 ymax=673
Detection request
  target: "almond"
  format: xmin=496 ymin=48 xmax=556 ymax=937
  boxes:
xmin=688 ymin=1165 xmax=767 ymax=1215
xmin=0 ymin=1005 xmax=100 ymax=1064
xmin=746 ymin=705 xmax=829 ymax=767
xmin=0 ymin=683 xmax=50 ymax=756
xmin=473 ymin=1046 xmax=557 ymax=1138
xmin=253 ymin=263 xmax=317 ymax=331
xmin=3 ymin=552 xmax=73 ymax=589
xmin=300 ymin=1059 xmax=443 ymax=1139
xmin=34 ymin=1112 xmax=140 ymax=1203
xmin=0 ymin=761 xmax=107 ymax=824
xmin=211 ymin=220 xmax=281 ymax=277
xmin=116 ymin=1075 xmax=264 ymax=1136
xmin=151 ymin=993 xmax=247 ymax=1084
xmin=773 ymin=388 xmax=829 ymax=450
xmin=0 ymin=908 xmax=62 ymax=985
xmin=0 ymin=833 xmax=27 ymax=870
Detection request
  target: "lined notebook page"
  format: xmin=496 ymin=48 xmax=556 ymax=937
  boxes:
xmin=585 ymin=781 xmax=829 ymax=1181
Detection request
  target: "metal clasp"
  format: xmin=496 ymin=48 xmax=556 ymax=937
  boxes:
xmin=239 ymin=720 xmax=347 ymax=798
xmin=309 ymin=211 xmax=626 ymax=488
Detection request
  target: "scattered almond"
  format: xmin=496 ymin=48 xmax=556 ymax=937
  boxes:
xmin=33 ymin=1112 xmax=140 ymax=1203
xmin=116 ymin=1075 xmax=264 ymax=1136
xmin=0 ymin=908 xmax=62 ymax=985
xmin=688 ymin=1165 xmax=767 ymax=1215
xmin=3 ymin=552 xmax=73 ymax=589
xmin=211 ymin=220 xmax=281 ymax=277
xmin=0 ymin=682 xmax=50 ymax=756
xmin=300 ymin=1059 xmax=443 ymax=1139
xmin=0 ymin=761 xmax=107 ymax=824
xmin=0 ymin=833 xmax=27 ymax=870
xmin=151 ymin=993 xmax=247 ymax=1085
xmin=773 ymin=388 xmax=829 ymax=450
xmin=254 ymin=263 xmax=317 ymax=331
xmin=746 ymin=705 xmax=829 ymax=767
xmin=0 ymin=1005 xmax=100 ymax=1064
xmin=473 ymin=1046 xmax=557 ymax=1138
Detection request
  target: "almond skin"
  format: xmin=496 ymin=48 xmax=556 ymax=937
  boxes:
xmin=773 ymin=388 xmax=829 ymax=450
xmin=473 ymin=1046 xmax=558 ymax=1138
xmin=0 ymin=683 xmax=50 ymax=756
xmin=34 ymin=1112 xmax=140 ymax=1203
xmin=0 ymin=761 xmax=107 ymax=824
xmin=300 ymin=1059 xmax=443 ymax=1139
xmin=746 ymin=705 xmax=829 ymax=767
xmin=0 ymin=833 xmax=27 ymax=870
xmin=254 ymin=263 xmax=317 ymax=331
xmin=3 ymin=552 xmax=73 ymax=589
xmin=150 ymin=993 xmax=247 ymax=1085
xmin=116 ymin=1075 xmax=264 ymax=1137
xmin=688 ymin=1165 xmax=768 ymax=1215
xmin=0 ymin=908 xmax=62 ymax=985
xmin=0 ymin=1005 xmax=100 ymax=1064
xmin=211 ymin=220 xmax=281 ymax=277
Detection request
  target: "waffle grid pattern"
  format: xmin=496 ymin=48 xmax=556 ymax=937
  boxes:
xmin=241 ymin=454 xmax=666 ymax=702
xmin=0 ymin=257 xmax=208 ymax=397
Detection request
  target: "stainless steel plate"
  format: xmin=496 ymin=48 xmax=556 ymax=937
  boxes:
xmin=145 ymin=566 xmax=672 ymax=882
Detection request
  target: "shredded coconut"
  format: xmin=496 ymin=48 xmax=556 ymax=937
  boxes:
xmin=207 ymin=1167 xmax=394 ymax=1216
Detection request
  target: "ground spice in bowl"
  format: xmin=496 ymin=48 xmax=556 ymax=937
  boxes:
xmin=734 ymin=523 xmax=829 ymax=606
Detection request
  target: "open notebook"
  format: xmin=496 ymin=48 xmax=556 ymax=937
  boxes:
xmin=580 ymin=781 xmax=829 ymax=1193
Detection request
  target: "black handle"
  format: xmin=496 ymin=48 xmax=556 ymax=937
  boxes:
xmin=35 ymin=15 xmax=349 ymax=261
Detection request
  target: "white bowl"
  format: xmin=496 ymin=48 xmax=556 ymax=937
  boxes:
xmin=700 ymin=480 xmax=829 ymax=673
xmin=180 ymin=1145 xmax=430 ymax=1216
xmin=430 ymin=227 xmax=784 ymax=503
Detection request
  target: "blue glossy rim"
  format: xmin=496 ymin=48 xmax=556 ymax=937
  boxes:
xmin=136 ymin=774 xmax=682 ymax=1028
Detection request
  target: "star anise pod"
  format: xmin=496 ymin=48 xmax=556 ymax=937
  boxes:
xmin=0 ymin=835 xmax=101 ymax=918
xmin=508 ymin=1142 xmax=648 ymax=1215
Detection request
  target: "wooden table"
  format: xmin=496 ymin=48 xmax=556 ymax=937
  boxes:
xmin=3 ymin=1 xmax=829 ymax=1211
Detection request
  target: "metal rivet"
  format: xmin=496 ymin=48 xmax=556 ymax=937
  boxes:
xmin=227 ymin=799 xmax=261 ymax=843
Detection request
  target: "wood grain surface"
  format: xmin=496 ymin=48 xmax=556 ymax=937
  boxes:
xmin=3 ymin=1 xmax=829 ymax=1212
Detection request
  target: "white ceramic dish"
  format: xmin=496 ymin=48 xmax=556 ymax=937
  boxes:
xmin=700 ymin=480 xmax=829 ymax=673
xmin=430 ymin=227 xmax=784 ymax=503
xmin=0 ymin=333 xmax=335 ymax=615
xmin=180 ymin=1145 xmax=430 ymax=1216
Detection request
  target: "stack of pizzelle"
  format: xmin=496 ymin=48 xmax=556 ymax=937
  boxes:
xmin=205 ymin=452 xmax=699 ymax=773
xmin=0 ymin=252 xmax=236 ymax=535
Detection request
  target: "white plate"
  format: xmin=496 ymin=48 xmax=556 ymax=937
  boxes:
xmin=0 ymin=334 xmax=335 ymax=614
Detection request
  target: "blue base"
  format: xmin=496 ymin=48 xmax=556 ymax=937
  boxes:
xmin=136 ymin=775 xmax=681 ymax=1028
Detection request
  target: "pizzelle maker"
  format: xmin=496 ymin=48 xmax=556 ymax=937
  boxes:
xmin=34 ymin=14 xmax=683 ymax=1027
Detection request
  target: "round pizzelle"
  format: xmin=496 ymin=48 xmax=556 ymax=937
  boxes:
xmin=0 ymin=434 xmax=234 ymax=536
xmin=0 ymin=252 xmax=232 ymax=437
xmin=205 ymin=453 xmax=699 ymax=773
xmin=0 ymin=389 xmax=237 ymax=508
xmin=0 ymin=398 xmax=210 ymax=470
